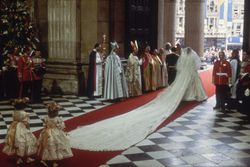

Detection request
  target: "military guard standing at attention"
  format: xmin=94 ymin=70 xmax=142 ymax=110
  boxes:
xmin=212 ymin=51 xmax=232 ymax=111
xmin=17 ymin=47 xmax=34 ymax=99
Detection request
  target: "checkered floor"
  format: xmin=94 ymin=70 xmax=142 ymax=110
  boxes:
xmin=0 ymin=95 xmax=112 ymax=143
xmin=101 ymin=96 xmax=250 ymax=167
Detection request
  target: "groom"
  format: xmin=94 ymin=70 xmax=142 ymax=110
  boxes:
xmin=166 ymin=46 xmax=179 ymax=85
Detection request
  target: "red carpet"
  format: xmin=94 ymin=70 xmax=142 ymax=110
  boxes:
xmin=0 ymin=68 xmax=215 ymax=167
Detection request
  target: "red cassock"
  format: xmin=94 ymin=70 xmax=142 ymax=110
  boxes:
xmin=213 ymin=60 xmax=232 ymax=85
xmin=17 ymin=55 xmax=34 ymax=82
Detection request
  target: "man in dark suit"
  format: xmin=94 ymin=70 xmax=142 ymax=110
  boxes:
xmin=86 ymin=43 xmax=102 ymax=98
xmin=166 ymin=47 xmax=179 ymax=85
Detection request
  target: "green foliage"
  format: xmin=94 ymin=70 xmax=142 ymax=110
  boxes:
xmin=0 ymin=0 xmax=40 ymax=66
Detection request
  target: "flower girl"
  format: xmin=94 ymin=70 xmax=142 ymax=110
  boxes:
xmin=2 ymin=97 xmax=37 ymax=164
xmin=37 ymin=102 xmax=73 ymax=167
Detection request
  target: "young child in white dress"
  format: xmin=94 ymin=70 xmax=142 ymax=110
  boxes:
xmin=37 ymin=102 xmax=73 ymax=167
xmin=2 ymin=97 xmax=37 ymax=164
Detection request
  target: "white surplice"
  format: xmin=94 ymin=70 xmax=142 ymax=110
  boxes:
xmin=230 ymin=59 xmax=239 ymax=98
xmin=69 ymin=47 xmax=208 ymax=151
xmin=94 ymin=52 xmax=103 ymax=96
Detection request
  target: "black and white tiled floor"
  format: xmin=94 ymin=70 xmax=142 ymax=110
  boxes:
xmin=101 ymin=96 xmax=250 ymax=167
xmin=0 ymin=95 xmax=112 ymax=143
xmin=1 ymin=94 xmax=250 ymax=166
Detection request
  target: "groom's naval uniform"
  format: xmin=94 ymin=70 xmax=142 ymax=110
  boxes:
xmin=166 ymin=52 xmax=179 ymax=85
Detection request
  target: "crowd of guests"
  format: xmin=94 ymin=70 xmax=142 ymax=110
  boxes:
xmin=204 ymin=47 xmax=221 ymax=64
xmin=212 ymin=49 xmax=250 ymax=114
xmin=0 ymin=46 xmax=46 ymax=103
xmin=87 ymin=41 xmax=182 ymax=101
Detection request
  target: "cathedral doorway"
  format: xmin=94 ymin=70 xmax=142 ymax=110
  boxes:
xmin=125 ymin=0 xmax=158 ymax=56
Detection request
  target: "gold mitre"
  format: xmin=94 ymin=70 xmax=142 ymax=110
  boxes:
xmin=130 ymin=40 xmax=138 ymax=51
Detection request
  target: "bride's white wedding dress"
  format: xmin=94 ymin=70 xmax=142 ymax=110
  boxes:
xmin=69 ymin=47 xmax=207 ymax=151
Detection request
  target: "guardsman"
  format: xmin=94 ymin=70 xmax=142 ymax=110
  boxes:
xmin=17 ymin=46 xmax=34 ymax=99
xmin=212 ymin=51 xmax=232 ymax=111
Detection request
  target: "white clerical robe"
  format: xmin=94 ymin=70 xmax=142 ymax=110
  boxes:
xmin=230 ymin=59 xmax=239 ymax=98
xmin=94 ymin=52 xmax=103 ymax=96
xmin=103 ymin=51 xmax=129 ymax=100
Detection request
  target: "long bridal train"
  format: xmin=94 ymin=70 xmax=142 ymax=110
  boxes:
xmin=69 ymin=47 xmax=207 ymax=151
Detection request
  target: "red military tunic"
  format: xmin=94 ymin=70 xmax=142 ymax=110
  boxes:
xmin=17 ymin=54 xmax=34 ymax=82
xmin=213 ymin=59 xmax=232 ymax=85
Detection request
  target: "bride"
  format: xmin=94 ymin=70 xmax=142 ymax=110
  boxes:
xmin=69 ymin=47 xmax=207 ymax=151
xmin=181 ymin=47 xmax=208 ymax=101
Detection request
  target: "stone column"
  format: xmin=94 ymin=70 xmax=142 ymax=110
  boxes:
xmin=97 ymin=0 xmax=110 ymax=47
xmin=163 ymin=0 xmax=177 ymax=46
xmin=34 ymin=0 xmax=48 ymax=57
xmin=158 ymin=0 xmax=164 ymax=48
xmin=243 ymin=0 xmax=250 ymax=53
xmin=79 ymin=0 xmax=99 ymax=95
xmin=109 ymin=0 xmax=125 ymax=56
xmin=184 ymin=0 xmax=205 ymax=57
xmin=80 ymin=0 xmax=98 ymax=63
xmin=43 ymin=0 xmax=81 ymax=94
